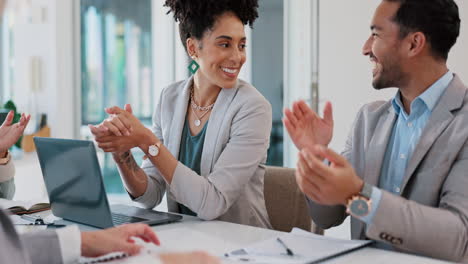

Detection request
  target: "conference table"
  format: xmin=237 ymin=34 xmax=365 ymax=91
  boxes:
xmin=69 ymin=212 xmax=451 ymax=264
xmin=13 ymin=152 xmax=451 ymax=263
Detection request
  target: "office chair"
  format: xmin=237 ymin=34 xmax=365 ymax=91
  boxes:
xmin=264 ymin=166 xmax=324 ymax=235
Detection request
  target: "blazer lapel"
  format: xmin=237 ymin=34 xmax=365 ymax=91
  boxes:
xmin=401 ymin=75 xmax=465 ymax=191
xmin=358 ymin=106 xmax=396 ymax=238
xmin=200 ymin=86 xmax=238 ymax=176
xmin=364 ymin=108 xmax=397 ymax=186
xmin=167 ymin=77 xmax=192 ymax=157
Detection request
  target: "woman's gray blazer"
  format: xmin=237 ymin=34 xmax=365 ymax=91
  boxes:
xmin=133 ymin=76 xmax=273 ymax=229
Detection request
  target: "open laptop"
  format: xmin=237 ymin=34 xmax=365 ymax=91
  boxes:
xmin=34 ymin=137 xmax=182 ymax=229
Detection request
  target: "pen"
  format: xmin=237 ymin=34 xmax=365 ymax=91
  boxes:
xmin=20 ymin=215 xmax=66 ymax=228
xmin=21 ymin=214 xmax=44 ymax=224
xmin=277 ymin=237 xmax=294 ymax=256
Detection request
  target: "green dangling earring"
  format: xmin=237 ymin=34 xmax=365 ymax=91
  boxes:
xmin=188 ymin=56 xmax=199 ymax=74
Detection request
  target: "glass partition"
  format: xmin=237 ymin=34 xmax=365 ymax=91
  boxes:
xmin=80 ymin=0 xmax=152 ymax=193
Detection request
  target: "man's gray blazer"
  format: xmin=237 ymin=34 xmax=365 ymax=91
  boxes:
xmin=132 ymin=76 xmax=273 ymax=229
xmin=309 ymin=74 xmax=468 ymax=262
xmin=0 ymin=209 xmax=63 ymax=264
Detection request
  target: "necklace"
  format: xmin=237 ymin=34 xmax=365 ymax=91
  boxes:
xmin=190 ymin=88 xmax=215 ymax=127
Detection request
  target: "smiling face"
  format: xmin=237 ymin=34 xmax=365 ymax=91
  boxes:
xmin=187 ymin=12 xmax=247 ymax=89
xmin=362 ymin=1 xmax=408 ymax=89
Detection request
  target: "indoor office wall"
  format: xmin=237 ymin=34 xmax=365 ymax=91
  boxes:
xmin=252 ymin=0 xmax=284 ymax=166
xmin=8 ymin=0 xmax=75 ymax=139
xmin=319 ymin=0 xmax=395 ymax=154
xmin=449 ymin=0 xmax=468 ymax=81
xmin=319 ymin=0 xmax=468 ymax=154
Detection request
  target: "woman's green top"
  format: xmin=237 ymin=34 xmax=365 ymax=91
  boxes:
xmin=177 ymin=119 xmax=209 ymax=216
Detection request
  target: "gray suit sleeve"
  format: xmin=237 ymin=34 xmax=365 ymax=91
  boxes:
xmin=20 ymin=230 xmax=63 ymax=264
xmin=365 ymin=142 xmax=468 ymax=262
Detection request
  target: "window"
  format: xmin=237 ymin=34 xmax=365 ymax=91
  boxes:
xmin=80 ymin=0 xmax=153 ymax=193
xmin=252 ymin=0 xmax=284 ymax=166
xmin=0 ymin=8 xmax=15 ymax=103
xmin=81 ymin=0 xmax=153 ymax=125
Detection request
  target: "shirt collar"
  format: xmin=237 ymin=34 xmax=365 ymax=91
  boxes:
xmin=392 ymin=71 xmax=454 ymax=115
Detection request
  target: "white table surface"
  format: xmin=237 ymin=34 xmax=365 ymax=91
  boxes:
xmin=146 ymin=217 xmax=451 ymax=264
xmin=12 ymin=152 xmax=452 ymax=263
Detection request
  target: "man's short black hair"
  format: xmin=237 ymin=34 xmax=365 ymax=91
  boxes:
xmin=164 ymin=0 xmax=259 ymax=52
xmin=385 ymin=0 xmax=460 ymax=61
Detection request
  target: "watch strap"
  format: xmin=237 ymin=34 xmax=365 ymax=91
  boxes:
xmin=360 ymin=182 xmax=373 ymax=199
xmin=148 ymin=142 xmax=162 ymax=157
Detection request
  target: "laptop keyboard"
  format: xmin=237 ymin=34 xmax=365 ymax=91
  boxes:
xmin=111 ymin=213 xmax=147 ymax=225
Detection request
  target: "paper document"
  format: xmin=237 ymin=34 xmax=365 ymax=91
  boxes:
xmin=224 ymin=228 xmax=372 ymax=264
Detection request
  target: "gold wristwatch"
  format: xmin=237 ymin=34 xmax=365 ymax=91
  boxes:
xmin=346 ymin=182 xmax=373 ymax=217
xmin=148 ymin=142 xmax=162 ymax=157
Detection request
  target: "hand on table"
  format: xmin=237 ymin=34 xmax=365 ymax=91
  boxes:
xmin=283 ymin=100 xmax=333 ymax=150
xmin=296 ymin=145 xmax=363 ymax=206
xmin=81 ymin=223 xmax=160 ymax=258
xmin=0 ymin=111 xmax=31 ymax=155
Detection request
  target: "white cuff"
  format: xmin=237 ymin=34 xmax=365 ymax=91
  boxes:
xmin=56 ymin=225 xmax=81 ymax=264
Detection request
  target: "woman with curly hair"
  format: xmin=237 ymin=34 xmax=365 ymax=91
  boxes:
xmin=90 ymin=0 xmax=272 ymax=228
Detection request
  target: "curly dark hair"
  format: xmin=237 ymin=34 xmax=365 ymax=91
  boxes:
xmin=164 ymin=0 xmax=259 ymax=52
xmin=385 ymin=0 xmax=460 ymax=61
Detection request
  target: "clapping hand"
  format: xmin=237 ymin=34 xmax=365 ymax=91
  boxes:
xmin=295 ymin=145 xmax=363 ymax=206
xmin=0 ymin=111 xmax=31 ymax=155
xmin=89 ymin=104 xmax=155 ymax=153
xmin=283 ymin=100 xmax=334 ymax=150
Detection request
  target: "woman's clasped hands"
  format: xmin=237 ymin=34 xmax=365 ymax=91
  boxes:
xmin=89 ymin=104 xmax=154 ymax=153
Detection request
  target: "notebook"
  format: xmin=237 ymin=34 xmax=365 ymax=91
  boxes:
xmin=0 ymin=199 xmax=50 ymax=215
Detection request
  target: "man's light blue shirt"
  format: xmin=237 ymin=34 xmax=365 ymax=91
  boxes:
xmin=358 ymin=71 xmax=454 ymax=225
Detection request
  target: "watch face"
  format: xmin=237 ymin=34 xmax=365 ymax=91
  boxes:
xmin=148 ymin=145 xmax=159 ymax=157
xmin=350 ymin=199 xmax=370 ymax=217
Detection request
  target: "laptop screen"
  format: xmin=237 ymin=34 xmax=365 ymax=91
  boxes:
xmin=34 ymin=137 xmax=114 ymax=228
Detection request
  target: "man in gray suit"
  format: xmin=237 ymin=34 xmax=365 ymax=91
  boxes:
xmin=284 ymin=0 xmax=467 ymax=262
